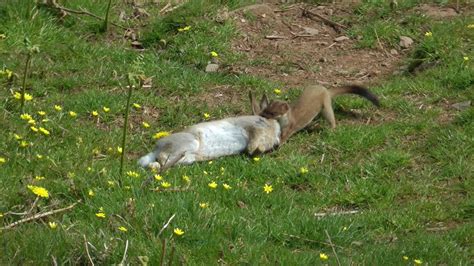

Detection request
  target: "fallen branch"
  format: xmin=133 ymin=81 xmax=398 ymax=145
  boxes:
xmin=1 ymin=201 xmax=80 ymax=230
xmin=119 ymin=239 xmax=129 ymax=266
xmin=41 ymin=1 xmax=128 ymax=30
xmin=302 ymin=8 xmax=347 ymax=32
xmin=84 ymin=234 xmax=95 ymax=266
xmin=314 ymin=209 xmax=359 ymax=218
xmin=325 ymin=230 xmax=341 ymax=266
xmin=158 ymin=213 xmax=176 ymax=237
xmin=265 ymin=35 xmax=287 ymax=40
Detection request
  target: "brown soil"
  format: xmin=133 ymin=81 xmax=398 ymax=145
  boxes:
xmin=228 ymin=2 xmax=403 ymax=89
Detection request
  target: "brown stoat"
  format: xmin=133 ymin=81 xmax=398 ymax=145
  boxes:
xmin=259 ymin=85 xmax=380 ymax=143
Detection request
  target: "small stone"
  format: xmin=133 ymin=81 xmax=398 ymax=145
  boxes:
xmin=334 ymin=36 xmax=350 ymax=42
xmin=390 ymin=49 xmax=399 ymax=55
xmin=316 ymin=41 xmax=329 ymax=46
xmin=240 ymin=18 xmax=246 ymax=23
xmin=399 ymin=36 xmax=413 ymax=49
xmin=205 ymin=63 xmax=219 ymax=73
xmin=319 ymin=57 xmax=327 ymax=63
xmin=303 ymin=27 xmax=319 ymax=36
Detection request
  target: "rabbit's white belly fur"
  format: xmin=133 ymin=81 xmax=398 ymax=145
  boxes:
xmin=189 ymin=120 xmax=249 ymax=159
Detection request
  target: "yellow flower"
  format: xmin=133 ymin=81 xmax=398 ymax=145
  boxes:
xmin=319 ymin=253 xmax=329 ymax=260
xmin=153 ymin=131 xmax=170 ymax=139
xmin=199 ymin=202 xmax=209 ymax=209
xmin=14 ymin=134 xmax=22 ymax=140
xmin=37 ymin=111 xmax=46 ymax=116
xmin=5 ymin=69 xmax=13 ymax=78
xmin=48 ymin=222 xmax=58 ymax=229
xmin=35 ymin=175 xmax=45 ymax=180
xmin=223 ymin=183 xmax=232 ymax=190
xmin=126 ymin=171 xmax=140 ymax=178
xmin=54 ymin=105 xmax=62 ymax=111
xmin=182 ymin=175 xmax=190 ymax=183
xmin=30 ymin=126 xmax=39 ymax=132
xmin=0 ymin=212 xmax=3 ymax=217
xmin=342 ymin=226 xmax=348 ymax=231
xmin=300 ymin=167 xmax=309 ymax=174
xmin=91 ymin=111 xmax=98 ymax=117
xmin=95 ymin=212 xmax=106 ymax=218
xmin=208 ymin=160 xmax=213 ymax=165
xmin=464 ymin=56 xmax=469 ymax=61
xmin=403 ymin=256 xmax=409 ymax=260
xmin=118 ymin=226 xmax=128 ymax=232
xmin=263 ymin=184 xmax=273 ymax=194
xmin=132 ymin=103 xmax=141 ymax=109
xmin=154 ymin=174 xmax=163 ymax=181
xmin=414 ymin=259 xmax=422 ymax=264
xmin=102 ymin=106 xmax=110 ymax=112
xmin=203 ymin=113 xmax=210 ymax=119
xmin=273 ymin=89 xmax=281 ymax=94
xmin=142 ymin=122 xmax=150 ymax=128
xmin=0 ymin=157 xmax=6 ymax=164
xmin=24 ymin=93 xmax=33 ymax=101
xmin=124 ymin=185 xmax=131 ymax=190
xmin=253 ymin=157 xmax=260 ymax=162
xmin=210 ymin=51 xmax=218 ymax=57
xmin=19 ymin=141 xmax=29 ymax=148
xmin=39 ymin=127 xmax=50 ymax=136
xmin=99 ymin=207 xmax=104 ymax=212
xmin=27 ymin=185 xmax=49 ymax=198
xmin=88 ymin=189 xmax=95 ymax=197
xmin=36 ymin=154 xmax=43 ymax=159
xmin=203 ymin=171 xmax=209 ymax=175
xmin=161 ymin=181 xmax=171 ymax=188
xmin=177 ymin=26 xmax=191 ymax=32
xmin=173 ymin=228 xmax=185 ymax=236
xmin=0 ymin=33 xmax=5 ymax=39
xmin=107 ymin=180 xmax=115 ymax=187
xmin=20 ymin=113 xmax=32 ymax=120
xmin=220 ymin=167 xmax=225 ymax=172
xmin=467 ymin=24 xmax=474 ymax=29
xmin=424 ymin=31 xmax=432 ymax=37
xmin=69 ymin=111 xmax=77 ymax=117
xmin=208 ymin=181 xmax=218 ymax=189
xmin=13 ymin=92 xmax=33 ymax=101
xmin=28 ymin=119 xmax=36 ymax=125
xmin=117 ymin=146 xmax=123 ymax=154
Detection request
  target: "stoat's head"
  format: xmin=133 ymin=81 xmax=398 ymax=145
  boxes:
xmin=259 ymin=100 xmax=290 ymax=127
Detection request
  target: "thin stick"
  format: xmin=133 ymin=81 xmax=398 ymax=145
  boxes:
xmin=25 ymin=197 xmax=39 ymax=216
xmin=1 ymin=201 xmax=80 ymax=230
xmin=158 ymin=213 xmax=176 ymax=237
xmin=20 ymin=54 xmax=32 ymax=113
xmin=325 ymin=230 xmax=341 ymax=266
xmin=120 ymin=79 xmax=134 ymax=176
xmin=102 ymin=0 xmax=113 ymax=32
xmin=168 ymin=244 xmax=175 ymax=266
xmin=302 ymin=8 xmax=347 ymax=31
xmin=120 ymin=239 xmax=129 ymax=266
xmin=160 ymin=239 xmax=167 ymax=266
xmin=315 ymin=209 xmax=359 ymax=218
xmin=83 ymin=235 xmax=95 ymax=266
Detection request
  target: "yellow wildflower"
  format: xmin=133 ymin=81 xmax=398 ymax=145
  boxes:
xmin=102 ymin=106 xmax=110 ymax=112
xmin=37 ymin=111 xmax=46 ymax=116
xmin=203 ymin=171 xmax=209 ymax=175
xmin=5 ymin=69 xmax=13 ymax=78
xmin=95 ymin=212 xmax=106 ymax=218
xmin=0 ymin=157 xmax=6 ymax=164
xmin=36 ymin=154 xmax=43 ymax=159
xmin=223 ymin=183 xmax=232 ymax=190
xmin=27 ymin=185 xmax=49 ymax=198
xmin=54 ymin=105 xmax=62 ymax=111
xmin=154 ymin=174 xmax=163 ymax=181
xmin=132 ymin=103 xmax=141 ymax=109
xmin=300 ymin=167 xmax=309 ymax=174
xmin=403 ymin=256 xmax=409 ymax=260
xmin=19 ymin=141 xmax=29 ymax=148
xmin=28 ymin=119 xmax=36 ymax=125
xmin=118 ymin=226 xmax=128 ymax=232
xmin=14 ymin=134 xmax=22 ymax=140
xmin=91 ymin=111 xmax=98 ymax=116
xmin=161 ymin=181 xmax=171 ymax=188
xmin=208 ymin=160 xmax=213 ymax=165
xmin=39 ymin=127 xmax=50 ymax=136
xmin=468 ymin=24 xmax=474 ymax=29
xmin=319 ymin=253 xmax=329 ymax=260
xmin=35 ymin=176 xmax=45 ymax=180
xmin=273 ymin=89 xmax=281 ymax=94
xmin=48 ymin=222 xmax=58 ymax=229
xmin=199 ymin=202 xmax=209 ymax=209
xmin=414 ymin=259 xmax=422 ymax=265
xmin=117 ymin=146 xmax=123 ymax=154
xmin=88 ymin=189 xmax=95 ymax=197
xmin=342 ymin=226 xmax=348 ymax=231
xmin=253 ymin=157 xmax=260 ymax=162
xmin=0 ymin=34 xmax=5 ymax=39
xmin=69 ymin=111 xmax=77 ymax=117
xmin=0 ymin=212 xmax=3 ymax=217
xmin=107 ymin=180 xmax=115 ymax=187
xmin=208 ymin=181 xmax=218 ymax=189
xmin=173 ymin=228 xmax=185 ymax=236
xmin=210 ymin=51 xmax=218 ymax=57
xmin=13 ymin=92 xmax=33 ymax=101
xmin=203 ymin=113 xmax=210 ymax=119
xmin=20 ymin=113 xmax=32 ymax=120
xmin=126 ymin=171 xmax=140 ymax=178
xmin=177 ymin=26 xmax=191 ymax=32
xmin=182 ymin=175 xmax=191 ymax=183
xmin=263 ymin=184 xmax=273 ymax=194
xmin=87 ymin=167 xmax=93 ymax=172
xmin=153 ymin=131 xmax=170 ymax=139
xmin=30 ymin=126 xmax=39 ymax=132
xmin=424 ymin=31 xmax=432 ymax=37
xmin=464 ymin=56 xmax=469 ymax=61
xmin=42 ymin=119 xmax=49 ymax=123
xmin=124 ymin=186 xmax=131 ymax=190
xmin=142 ymin=121 xmax=150 ymax=128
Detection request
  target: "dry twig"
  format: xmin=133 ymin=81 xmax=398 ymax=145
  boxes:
xmin=158 ymin=214 xmax=176 ymax=237
xmin=83 ymin=235 xmax=95 ymax=266
xmin=119 ymin=239 xmax=129 ymax=266
xmin=325 ymin=230 xmax=341 ymax=266
xmin=302 ymin=8 xmax=347 ymax=32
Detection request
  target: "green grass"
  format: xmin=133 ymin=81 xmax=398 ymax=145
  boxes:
xmin=1 ymin=0 xmax=473 ymax=264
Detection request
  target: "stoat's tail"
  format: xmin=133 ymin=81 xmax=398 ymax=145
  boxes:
xmin=138 ymin=152 xmax=156 ymax=168
xmin=329 ymin=85 xmax=380 ymax=107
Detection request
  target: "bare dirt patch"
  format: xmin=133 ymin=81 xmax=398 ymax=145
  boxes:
xmin=229 ymin=2 xmax=403 ymax=89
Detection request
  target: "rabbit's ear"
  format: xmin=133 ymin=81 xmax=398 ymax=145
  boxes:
xmin=249 ymin=90 xmax=260 ymax=115
xmin=259 ymin=93 xmax=269 ymax=111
